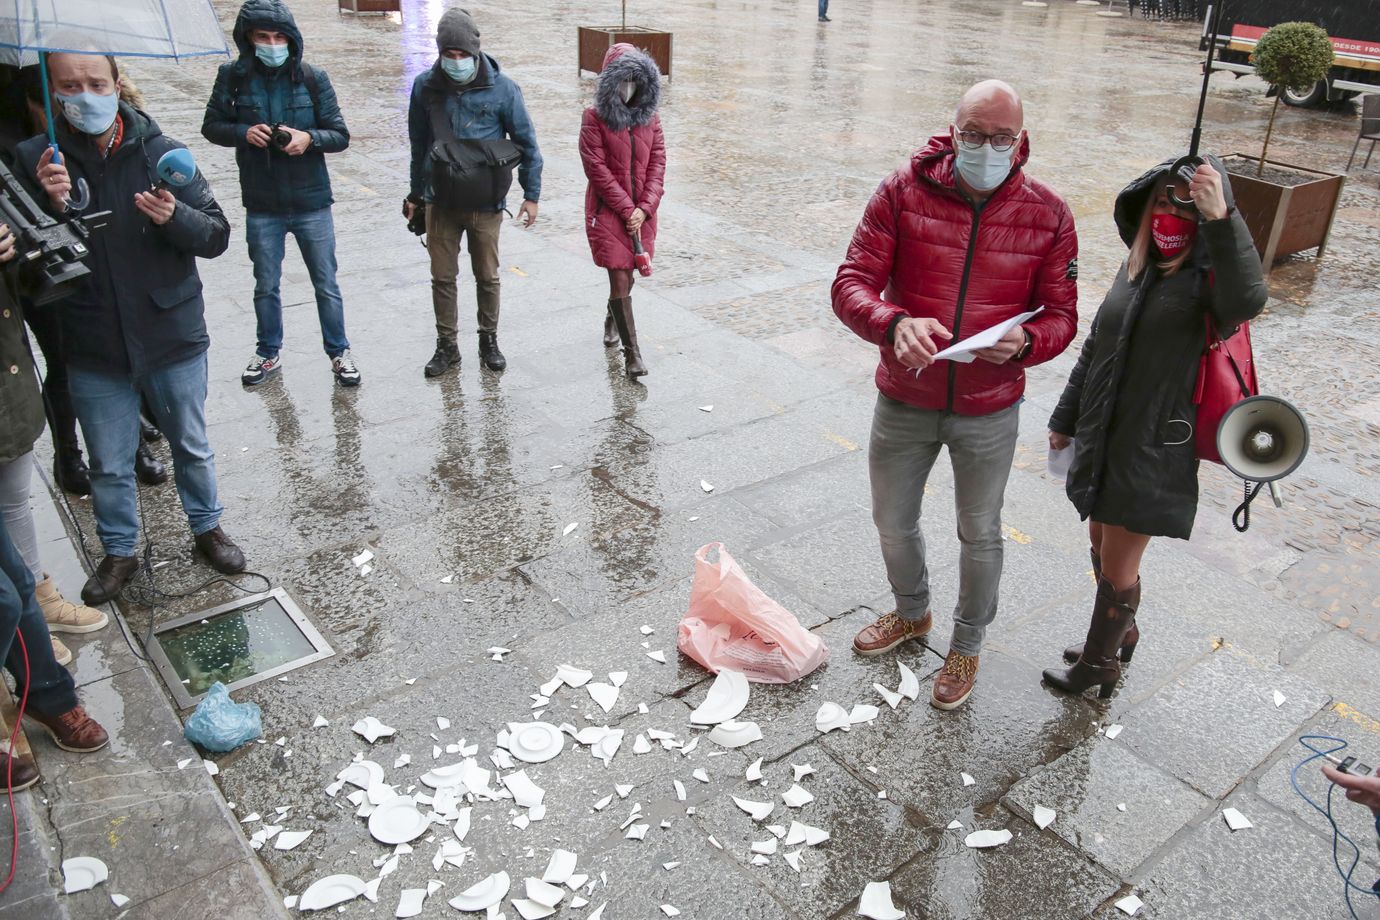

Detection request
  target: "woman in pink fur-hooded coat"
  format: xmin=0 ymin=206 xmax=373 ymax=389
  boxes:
xmin=580 ymin=43 xmax=666 ymax=378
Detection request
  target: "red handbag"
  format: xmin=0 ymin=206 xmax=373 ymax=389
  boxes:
xmin=1193 ymin=314 xmax=1257 ymax=464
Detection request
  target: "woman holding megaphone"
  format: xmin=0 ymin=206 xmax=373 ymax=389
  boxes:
xmin=1042 ymin=155 xmax=1266 ymax=698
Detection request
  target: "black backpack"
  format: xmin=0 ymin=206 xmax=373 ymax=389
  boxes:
xmin=426 ymin=93 xmax=522 ymax=212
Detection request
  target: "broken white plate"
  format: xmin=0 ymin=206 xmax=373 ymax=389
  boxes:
xmin=61 ymin=856 xmax=109 ymax=894
xmin=1032 ymin=806 xmax=1056 ymax=830
xmin=1114 ymin=893 xmax=1144 ymax=916
xmin=690 ymin=669 xmax=750 ymax=725
xmin=745 ymin=757 xmax=764 ymax=782
xmin=781 ymin=784 xmax=815 ymax=808
xmin=526 ymin=878 xmax=566 ymax=908
xmin=815 ymin=702 xmax=851 ymax=733
xmin=1104 ymin=724 xmax=1124 ymax=740
xmin=625 ymin=823 xmax=649 ymax=840
xmin=960 ymin=772 xmax=975 ymax=787
xmin=352 ymin=717 xmax=396 ymax=744
xmin=646 ymin=650 xmax=667 ymax=663
xmin=793 ymin=763 xmax=815 ymax=782
xmin=751 ymin=838 xmax=778 ymax=855
xmin=732 ymin=796 xmax=774 ymax=822
xmin=298 ymin=874 xmax=368 ymax=912
xmin=897 ymin=662 xmax=920 ymax=701
xmin=368 ymin=797 xmax=430 ymax=845
xmin=274 ymin=829 xmax=313 ymax=851
xmin=633 ymin=734 xmax=652 ymax=755
xmin=592 ymin=730 xmax=624 ymax=765
xmin=448 ymin=872 xmax=510 ymax=912
xmin=1222 ymin=807 xmax=1253 ymax=831
xmin=964 ymin=828 xmax=1013 ymax=849
xmin=587 ymin=682 xmax=620 ymax=714
xmin=556 ymin=664 xmax=594 ymax=688
xmin=563 ymin=522 xmax=579 ymax=536
xmin=395 ymin=888 xmax=427 ymax=918
xmin=700 ymin=480 xmax=714 ymax=493
xmin=508 ymin=722 xmax=566 ymax=764
xmin=111 ymin=894 xmax=130 ymax=908
xmin=783 ymin=849 xmax=803 ymax=873
xmin=593 ymin=794 xmax=614 ymax=811
xmin=874 ymin=683 xmax=903 ymax=710
xmin=503 ymin=770 xmax=546 ymax=808
xmin=785 ymin=820 xmax=830 ymax=846
xmin=352 ymin=549 xmax=374 ymax=567
xmin=514 ymin=899 xmax=557 ymax=920
xmin=454 ymin=808 xmax=472 ymax=841
xmin=312 ymin=715 xmax=329 ymax=728
xmin=543 ymin=849 xmax=578 ymax=885
xmin=419 ymin=761 xmax=470 ymax=790
xmin=858 ymin=881 xmax=905 ymax=920
xmin=609 ymin=671 xmax=628 ymax=688
xmin=708 ymin=720 xmax=762 ymax=748
xmin=849 ymin=704 xmax=880 ymax=725
xmin=1273 ymin=690 xmax=1286 ymax=708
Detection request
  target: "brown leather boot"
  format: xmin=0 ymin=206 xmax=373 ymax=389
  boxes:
xmin=608 ymin=296 xmax=647 ymax=377
xmin=932 ymin=651 xmax=979 ymax=710
xmin=603 ymin=303 xmax=619 ymax=348
xmin=80 ymin=554 xmax=139 ymax=605
xmin=852 ymin=611 xmax=932 ymax=656
xmin=1044 ymin=577 xmax=1141 ymax=699
xmin=1063 ymin=549 xmax=1140 ymax=663
xmin=194 ymin=526 xmax=246 ymax=575
xmin=0 ymin=753 xmax=39 ymax=791
xmin=25 ymin=705 xmax=110 ymax=753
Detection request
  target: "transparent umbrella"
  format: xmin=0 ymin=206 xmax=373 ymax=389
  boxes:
xmin=0 ymin=0 xmax=228 ymax=206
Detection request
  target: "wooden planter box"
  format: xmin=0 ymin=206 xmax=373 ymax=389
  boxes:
xmin=578 ymin=26 xmax=672 ymax=79
xmin=338 ymin=0 xmax=400 ymax=13
xmin=1222 ymin=154 xmax=1346 ymax=268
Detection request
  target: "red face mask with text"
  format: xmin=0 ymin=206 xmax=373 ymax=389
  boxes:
xmin=1151 ymin=213 xmax=1197 ymax=258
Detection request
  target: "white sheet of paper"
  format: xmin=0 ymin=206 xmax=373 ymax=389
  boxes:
xmin=914 ymin=306 xmax=1044 ymax=373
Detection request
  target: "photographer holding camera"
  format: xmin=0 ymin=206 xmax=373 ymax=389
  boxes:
xmin=17 ymin=51 xmax=245 ymax=605
xmin=202 ymin=0 xmax=357 ymax=388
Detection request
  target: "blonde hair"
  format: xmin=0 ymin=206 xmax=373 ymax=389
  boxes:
xmin=1127 ymin=189 xmax=1192 ymax=281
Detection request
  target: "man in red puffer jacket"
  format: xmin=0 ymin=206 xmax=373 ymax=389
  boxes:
xmin=833 ymin=80 xmax=1078 ymax=711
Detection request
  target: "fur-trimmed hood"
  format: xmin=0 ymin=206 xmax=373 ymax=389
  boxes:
xmin=595 ymin=44 xmax=660 ymax=131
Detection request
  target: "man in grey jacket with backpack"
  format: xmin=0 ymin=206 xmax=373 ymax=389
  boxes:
xmin=404 ymin=7 xmax=543 ymax=377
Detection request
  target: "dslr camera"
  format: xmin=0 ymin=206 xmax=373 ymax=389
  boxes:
xmin=270 ymin=123 xmax=294 ymax=150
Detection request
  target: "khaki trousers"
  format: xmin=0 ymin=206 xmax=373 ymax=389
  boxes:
xmin=426 ymin=205 xmax=503 ymax=338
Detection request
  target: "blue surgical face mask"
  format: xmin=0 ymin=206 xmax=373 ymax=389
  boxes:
xmin=56 ymin=90 xmax=119 ymax=136
xmin=441 ymin=55 xmax=477 ymax=84
xmin=953 ymin=136 xmax=1017 ymax=192
xmin=255 ymin=42 xmax=290 ymax=69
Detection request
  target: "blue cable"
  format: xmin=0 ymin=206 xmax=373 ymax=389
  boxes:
xmin=1290 ymin=735 xmax=1380 ymax=920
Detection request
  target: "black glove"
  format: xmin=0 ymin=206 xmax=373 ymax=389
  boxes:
xmin=405 ymin=196 xmax=426 ymax=237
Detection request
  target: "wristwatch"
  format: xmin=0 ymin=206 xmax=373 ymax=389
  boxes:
xmin=1014 ymin=327 xmax=1033 ymax=361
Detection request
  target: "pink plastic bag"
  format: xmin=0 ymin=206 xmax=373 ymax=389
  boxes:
xmin=677 ymin=543 xmax=829 ymax=684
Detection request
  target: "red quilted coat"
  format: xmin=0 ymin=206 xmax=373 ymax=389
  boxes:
xmin=580 ymin=44 xmax=666 ymax=271
xmin=832 ymin=133 xmax=1079 ymax=415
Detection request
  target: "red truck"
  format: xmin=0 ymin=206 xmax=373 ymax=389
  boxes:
xmin=1205 ymin=0 xmax=1380 ymax=106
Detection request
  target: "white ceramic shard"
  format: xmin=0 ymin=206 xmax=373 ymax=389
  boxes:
xmin=732 ymin=796 xmax=774 ymax=822
xmin=298 ymin=874 xmax=368 ymax=911
xmin=1032 ymin=806 xmax=1056 ymax=830
xmin=1273 ymin=690 xmax=1286 ymax=708
xmin=274 ymin=829 xmax=313 ymax=851
xmin=61 ymin=856 xmax=109 ymax=894
xmin=542 ymin=849 xmax=578 ymax=885
xmin=782 ymin=784 xmax=815 ymax=808
xmin=858 ymin=881 xmax=905 ymax=920
xmin=750 ymin=854 xmax=770 ymax=866
xmin=526 ymin=878 xmax=566 ymax=908
xmin=395 ymin=888 xmax=427 ymax=918
xmin=352 ymin=549 xmax=374 ymax=567
xmin=640 ymin=624 xmax=655 ymax=635
xmin=609 ymin=671 xmax=628 ymax=687
xmin=815 ymin=702 xmax=851 ymax=733
xmin=454 ymin=807 xmax=472 ymax=841
xmin=849 ymin=704 xmax=880 ymax=725
xmin=897 ymin=662 xmax=920 ymax=701
xmin=692 ymin=768 xmax=709 ymax=783
xmin=793 ymin=763 xmax=815 ymax=782
xmin=352 ymin=717 xmax=397 ymax=744
xmin=312 ymin=715 xmax=329 ymax=728
xmin=700 ymin=480 xmax=714 ymax=493
xmin=661 ymin=906 xmax=681 ymax=917
xmin=369 ymin=797 xmax=430 ymax=845
xmin=203 ymin=759 xmax=219 ymax=776
xmin=1222 ymin=807 xmax=1253 ymax=831
xmin=647 ymin=650 xmax=667 ymax=663
xmin=964 ymin=828 xmax=1013 ymax=849
xmin=1115 ymin=894 xmax=1144 ymax=916
xmin=625 ymin=823 xmax=649 ymax=840
xmin=946 ymin=820 xmax=963 ymax=830
xmin=556 ymin=664 xmax=594 ymax=688
xmin=503 ymin=770 xmax=546 ymax=808
xmin=698 ymin=405 xmax=713 ymax=412
xmin=746 ymin=757 xmax=764 ymax=781
xmin=673 ymin=780 xmax=688 ymax=801
xmin=616 ymin=783 xmax=635 ymax=798
xmin=690 ymin=669 xmax=750 ymax=725
xmin=663 ymin=862 xmax=681 ymax=871
xmin=587 ymin=682 xmax=620 ymax=714
xmin=448 ymin=872 xmax=510 ymax=912
xmin=633 ymin=734 xmax=653 ymax=755
xmin=513 ymin=899 xmax=557 ymax=920
xmin=1117 ymin=803 xmax=1127 ymax=812
xmin=563 ymin=522 xmax=579 ymax=536
xmin=540 ymin=677 xmax=563 ymax=697
xmin=751 ymin=838 xmax=778 ymax=855
xmin=708 ymin=720 xmax=762 ymax=748
xmin=592 ymin=730 xmax=624 ymax=765
xmin=680 ymin=737 xmax=700 ymax=756
xmin=574 ymin=725 xmax=612 ymax=746
xmin=508 ymin=722 xmax=566 ymax=764
xmin=111 ymin=894 xmax=130 ymax=908
xmin=592 ymin=794 xmax=613 ymax=811
xmin=783 ymin=849 xmax=803 ymax=873
xmin=874 ymin=683 xmax=903 ymax=710
xmin=587 ymin=904 xmax=607 ymax=920
xmin=177 ymin=758 xmax=193 ymax=770
xmin=419 ymin=761 xmax=469 ymax=789
xmin=1104 ymin=724 xmax=1124 ymax=740
xmin=785 ymin=820 xmax=830 ymax=846
xmin=960 ymin=772 xmax=975 ymax=787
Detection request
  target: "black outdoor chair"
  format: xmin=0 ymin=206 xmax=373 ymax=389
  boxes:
xmin=1347 ymin=94 xmax=1380 ymax=171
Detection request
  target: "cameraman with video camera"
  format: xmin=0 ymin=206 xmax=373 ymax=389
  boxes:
xmin=202 ymin=0 xmax=355 ymax=389
xmin=17 ymin=50 xmax=246 ymax=606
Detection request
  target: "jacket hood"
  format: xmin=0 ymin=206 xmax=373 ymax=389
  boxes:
xmin=232 ymin=0 xmax=304 ymax=71
xmin=1113 ymin=153 xmax=1236 ymax=248
xmin=911 ymin=131 xmax=1031 ymax=199
xmin=594 ymin=44 xmax=660 ymax=130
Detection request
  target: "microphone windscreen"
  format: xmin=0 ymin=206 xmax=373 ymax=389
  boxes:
xmin=156 ymin=148 xmax=198 ymax=188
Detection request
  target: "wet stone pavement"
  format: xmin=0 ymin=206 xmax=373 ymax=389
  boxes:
xmin=4 ymin=0 xmax=1380 ymax=918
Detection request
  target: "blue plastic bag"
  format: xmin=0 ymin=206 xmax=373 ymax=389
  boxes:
xmin=183 ymin=682 xmax=263 ymax=752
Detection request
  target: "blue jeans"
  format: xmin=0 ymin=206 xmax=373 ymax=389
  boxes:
xmin=0 ymin=512 xmax=77 ymax=717
xmin=818 ymin=0 xmax=829 ymax=16
xmin=247 ymin=208 xmax=349 ymax=359
xmin=69 ymin=353 xmax=224 ymax=557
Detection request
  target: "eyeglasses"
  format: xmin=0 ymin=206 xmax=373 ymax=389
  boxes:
xmin=955 ymin=130 xmax=1021 ymax=152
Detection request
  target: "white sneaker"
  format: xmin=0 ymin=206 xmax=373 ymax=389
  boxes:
xmin=332 ymin=350 xmax=361 ymax=387
xmin=242 ymin=354 xmax=281 ymax=386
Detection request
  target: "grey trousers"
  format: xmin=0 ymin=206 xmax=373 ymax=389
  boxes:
xmin=0 ymin=453 xmax=41 ymax=581
xmin=868 ymin=394 xmax=1020 ymax=656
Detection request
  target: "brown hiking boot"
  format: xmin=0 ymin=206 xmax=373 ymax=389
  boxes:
xmin=852 ymin=611 xmax=932 ymax=657
xmin=932 ymin=651 xmax=979 ymax=710
xmin=25 ymin=705 xmax=109 ymax=753
xmin=0 ymin=753 xmax=39 ymax=791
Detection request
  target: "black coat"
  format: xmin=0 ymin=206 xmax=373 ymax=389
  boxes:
xmin=1048 ymin=157 xmax=1267 ymax=539
xmin=16 ymin=104 xmax=230 ymax=377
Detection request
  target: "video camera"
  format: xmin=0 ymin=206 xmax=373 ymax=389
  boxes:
xmin=0 ymin=156 xmax=107 ymax=305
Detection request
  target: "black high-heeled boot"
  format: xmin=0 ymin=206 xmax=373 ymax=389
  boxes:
xmin=1044 ymin=577 xmax=1141 ymax=699
xmin=1063 ymin=549 xmax=1141 ymax=663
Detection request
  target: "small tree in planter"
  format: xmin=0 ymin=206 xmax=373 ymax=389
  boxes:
xmin=578 ymin=3 xmax=673 ymax=79
xmin=1252 ymin=21 xmax=1334 ymax=176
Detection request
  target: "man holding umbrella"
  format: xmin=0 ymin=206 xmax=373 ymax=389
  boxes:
xmin=18 ymin=50 xmax=247 ymax=604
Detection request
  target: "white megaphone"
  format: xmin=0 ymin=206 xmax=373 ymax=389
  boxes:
xmin=1216 ymin=395 xmax=1309 ymax=530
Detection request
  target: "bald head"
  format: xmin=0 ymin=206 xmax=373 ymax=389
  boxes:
xmin=954 ymin=80 xmax=1024 ymax=133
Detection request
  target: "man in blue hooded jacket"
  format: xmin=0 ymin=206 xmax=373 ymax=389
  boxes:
xmin=203 ymin=0 xmax=358 ymax=388
xmin=404 ymin=8 xmax=543 ymax=376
